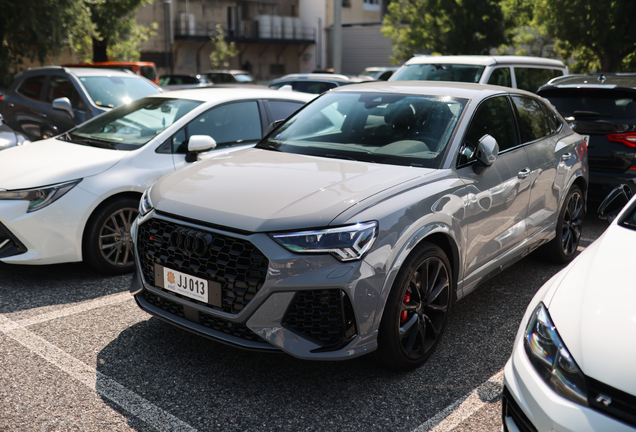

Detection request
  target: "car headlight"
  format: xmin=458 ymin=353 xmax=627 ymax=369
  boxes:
xmin=524 ymin=302 xmax=588 ymax=406
xmin=270 ymin=221 xmax=377 ymax=262
xmin=139 ymin=188 xmax=153 ymax=216
xmin=0 ymin=179 xmax=82 ymax=213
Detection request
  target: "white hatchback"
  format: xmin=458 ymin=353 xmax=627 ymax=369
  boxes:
xmin=0 ymin=88 xmax=313 ymax=274
xmin=503 ymin=186 xmax=636 ymax=431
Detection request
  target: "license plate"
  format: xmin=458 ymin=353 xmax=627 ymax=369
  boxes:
xmin=158 ymin=265 xmax=209 ymax=303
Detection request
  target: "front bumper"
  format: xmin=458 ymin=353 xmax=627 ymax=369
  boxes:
xmin=131 ymin=211 xmax=383 ymax=360
xmin=0 ymin=186 xmax=96 ymax=265
xmin=503 ymin=336 xmax=635 ymax=432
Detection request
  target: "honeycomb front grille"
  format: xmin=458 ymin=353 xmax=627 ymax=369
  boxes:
xmin=137 ymin=218 xmax=268 ymax=314
xmin=282 ymin=289 xmax=356 ymax=347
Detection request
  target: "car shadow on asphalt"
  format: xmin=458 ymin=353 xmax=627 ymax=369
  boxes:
xmin=0 ymin=261 xmax=132 ymax=314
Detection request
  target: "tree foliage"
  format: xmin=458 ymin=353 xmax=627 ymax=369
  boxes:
xmin=503 ymin=0 xmax=636 ymax=72
xmin=0 ymin=0 xmax=96 ymax=86
xmin=209 ymin=24 xmax=238 ymax=69
xmin=87 ymin=0 xmax=156 ymax=62
xmin=382 ymin=0 xmax=513 ymax=63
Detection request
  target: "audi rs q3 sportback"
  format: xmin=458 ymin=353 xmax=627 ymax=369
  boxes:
xmin=131 ymin=81 xmax=588 ymax=370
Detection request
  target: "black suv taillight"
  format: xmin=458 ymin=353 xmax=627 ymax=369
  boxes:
xmin=607 ymin=132 xmax=636 ymax=148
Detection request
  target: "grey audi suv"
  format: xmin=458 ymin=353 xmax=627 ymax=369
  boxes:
xmin=131 ymin=81 xmax=588 ymax=371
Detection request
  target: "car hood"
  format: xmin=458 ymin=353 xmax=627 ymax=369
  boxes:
xmin=547 ymin=225 xmax=636 ymax=396
xmin=0 ymin=138 xmax=128 ymax=190
xmin=151 ymin=148 xmax=429 ymax=232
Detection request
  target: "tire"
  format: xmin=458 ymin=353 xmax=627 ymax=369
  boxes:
xmin=83 ymin=196 xmax=139 ymax=275
xmin=376 ymin=242 xmax=453 ymax=371
xmin=543 ymin=185 xmax=585 ymax=264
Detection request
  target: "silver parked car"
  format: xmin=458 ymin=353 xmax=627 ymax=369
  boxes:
xmin=131 ymin=81 xmax=588 ymax=370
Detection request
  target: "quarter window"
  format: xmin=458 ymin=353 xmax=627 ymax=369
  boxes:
xmin=511 ymin=96 xmax=551 ymax=144
xmin=17 ymin=75 xmax=46 ymax=100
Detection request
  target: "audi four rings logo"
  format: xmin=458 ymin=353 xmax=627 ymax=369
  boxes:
xmin=169 ymin=227 xmax=213 ymax=256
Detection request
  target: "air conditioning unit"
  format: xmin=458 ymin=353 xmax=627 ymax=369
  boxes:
xmin=179 ymin=13 xmax=195 ymax=36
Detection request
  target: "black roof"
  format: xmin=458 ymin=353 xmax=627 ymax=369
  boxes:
xmin=540 ymin=73 xmax=636 ymax=90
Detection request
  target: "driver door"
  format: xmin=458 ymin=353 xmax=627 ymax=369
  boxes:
xmin=455 ymin=95 xmax=531 ymax=292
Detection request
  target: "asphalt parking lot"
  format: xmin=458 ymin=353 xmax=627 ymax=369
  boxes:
xmin=0 ymin=212 xmax=609 ymax=432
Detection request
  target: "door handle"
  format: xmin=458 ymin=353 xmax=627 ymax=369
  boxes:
xmin=561 ymin=153 xmax=573 ymax=161
xmin=41 ymin=112 xmax=47 ymax=118
xmin=517 ymin=168 xmax=531 ymax=179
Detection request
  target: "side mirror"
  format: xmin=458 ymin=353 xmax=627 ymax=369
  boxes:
xmin=473 ymin=134 xmax=499 ymax=174
xmin=598 ymin=184 xmax=633 ymax=222
xmin=265 ymin=119 xmax=285 ymax=136
xmin=188 ymin=135 xmax=217 ymax=152
xmin=52 ymin=97 xmax=74 ymax=119
xmin=186 ymin=135 xmax=217 ymax=163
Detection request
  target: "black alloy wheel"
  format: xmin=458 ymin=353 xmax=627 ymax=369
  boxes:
xmin=84 ymin=196 xmax=140 ymax=274
xmin=544 ymin=185 xmax=584 ymax=264
xmin=377 ymin=243 xmax=452 ymax=371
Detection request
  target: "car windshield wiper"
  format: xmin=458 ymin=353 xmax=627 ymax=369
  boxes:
xmin=67 ymin=134 xmax=118 ymax=149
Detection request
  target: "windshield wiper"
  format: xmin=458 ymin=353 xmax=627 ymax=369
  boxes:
xmin=67 ymin=135 xmax=117 ymax=149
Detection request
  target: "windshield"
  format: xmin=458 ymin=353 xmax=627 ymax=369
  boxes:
xmin=391 ymin=64 xmax=485 ymax=83
xmin=79 ymin=76 xmax=160 ymax=108
xmin=68 ymin=97 xmax=202 ymax=150
xmin=256 ymin=91 xmax=466 ymax=168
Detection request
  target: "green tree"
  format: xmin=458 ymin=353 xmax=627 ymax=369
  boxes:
xmin=505 ymin=0 xmax=636 ymax=72
xmin=0 ymin=0 xmax=96 ymax=86
xmin=87 ymin=0 xmax=155 ymax=62
xmin=209 ymin=24 xmax=238 ymax=69
xmin=382 ymin=0 xmax=513 ymax=63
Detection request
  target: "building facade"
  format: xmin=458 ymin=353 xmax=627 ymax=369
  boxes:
xmin=137 ymin=0 xmax=316 ymax=82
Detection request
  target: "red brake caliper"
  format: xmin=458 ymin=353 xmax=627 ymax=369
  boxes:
xmin=401 ymin=287 xmax=411 ymax=325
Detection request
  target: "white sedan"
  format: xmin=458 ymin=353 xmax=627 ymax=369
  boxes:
xmin=503 ymin=185 xmax=636 ymax=432
xmin=0 ymin=88 xmax=313 ymax=274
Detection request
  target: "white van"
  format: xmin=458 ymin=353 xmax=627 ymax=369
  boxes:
xmin=389 ymin=55 xmax=568 ymax=93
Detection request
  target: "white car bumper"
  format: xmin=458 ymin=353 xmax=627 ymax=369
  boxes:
xmin=0 ymin=186 xmax=97 ymax=265
xmin=503 ymin=337 xmax=635 ymax=432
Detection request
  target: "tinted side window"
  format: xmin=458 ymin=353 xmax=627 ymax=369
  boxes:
xmin=464 ymin=96 xmax=517 ymax=154
xmin=269 ymin=100 xmax=304 ymax=121
xmin=514 ymin=68 xmax=563 ymax=93
xmin=188 ymin=101 xmax=261 ymax=147
xmin=512 ymin=96 xmax=551 ymax=144
xmin=172 ymin=128 xmax=188 ymax=154
xmin=17 ymin=75 xmax=46 ymax=100
xmin=46 ymin=76 xmax=82 ymax=109
xmin=487 ymin=67 xmax=512 ymax=87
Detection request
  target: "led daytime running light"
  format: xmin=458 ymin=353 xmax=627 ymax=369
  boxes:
xmin=271 ymin=221 xmax=378 ymax=262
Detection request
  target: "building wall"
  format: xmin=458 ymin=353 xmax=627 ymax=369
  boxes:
xmin=137 ymin=0 xmax=308 ymax=81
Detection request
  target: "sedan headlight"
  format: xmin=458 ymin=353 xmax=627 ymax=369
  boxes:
xmin=139 ymin=188 xmax=153 ymax=216
xmin=270 ymin=221 xmax=377 ymax=262
xmin=0 ymin=179 xmax=82 ymax=213
xmin=524 ymin=302 xmax=588 ymax=406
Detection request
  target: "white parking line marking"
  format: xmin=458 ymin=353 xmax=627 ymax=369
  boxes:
xmin=0 ymin=310 xmax=197 ymax=431
xmin=0 ymin=291 xmax=132 ymax=332
xmin=412 ymin=369 xmax=504 ymax=432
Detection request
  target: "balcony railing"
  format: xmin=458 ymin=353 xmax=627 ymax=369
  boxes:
xmin=175 ymin=19 xmax=316 ymax=43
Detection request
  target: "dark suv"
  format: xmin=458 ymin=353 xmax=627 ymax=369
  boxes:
xmin=538 ymin=73 xmax=636 ymax=201
xmin=0 ymin=66 xmax=161 ymax=140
